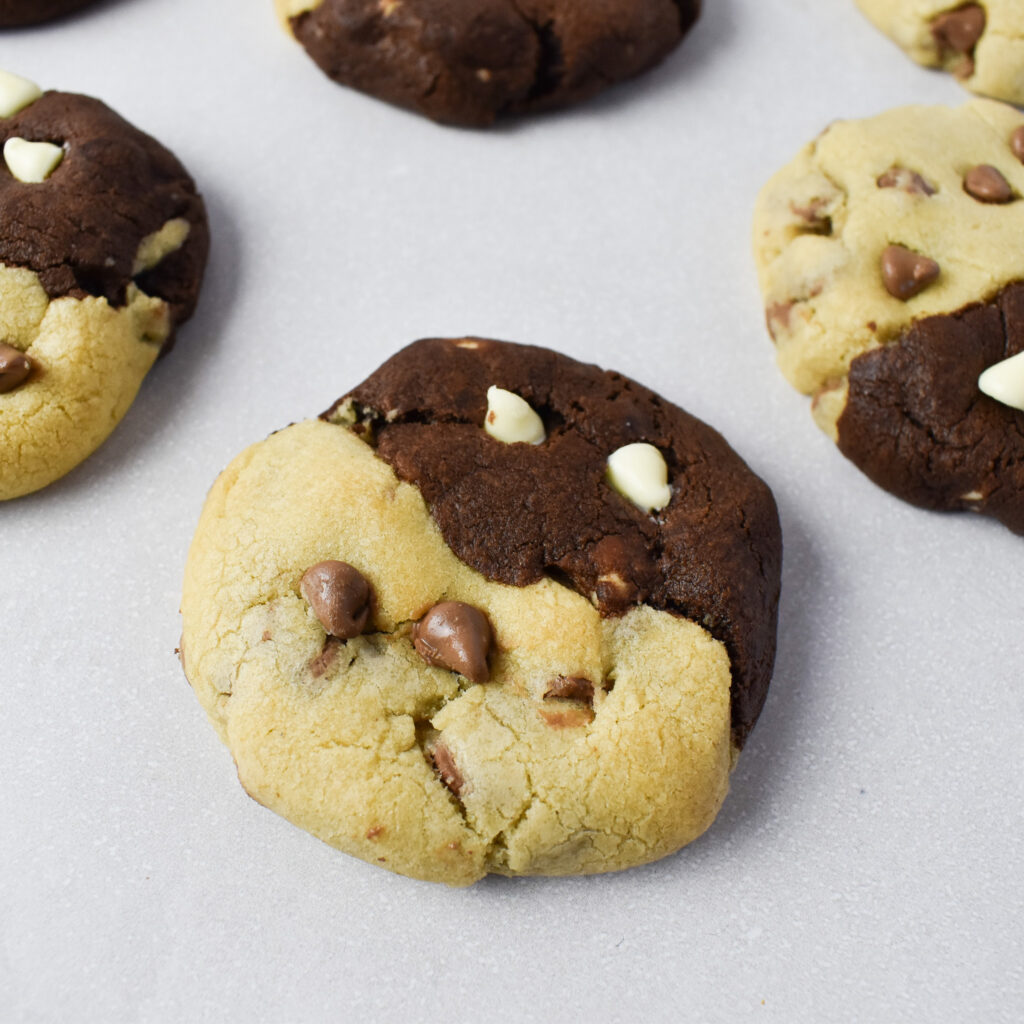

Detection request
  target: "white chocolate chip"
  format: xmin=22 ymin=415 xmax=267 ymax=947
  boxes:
xmin=978 ymin=351 xmax=1024 ymax=412
xmin=4 ymin=137 xmax=63 ymax=183
xmin=606 ymin=443 xmax=672 ymax=512
xmin=484 ymin=386 xmax=545 ymax=445
xmin=0 ymin=71 xmax=42 ymax=119
xmin=132 ymin=218 xmax=191 ymax=274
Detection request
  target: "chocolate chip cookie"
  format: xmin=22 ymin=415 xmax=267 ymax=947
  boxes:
xmin=754 ymin=100 xmax=1024 ymax=533
xmin=0 ymin=71 xmax=209 ymax=500
xmin=180 ymin=338 xmax=781 ymax=885
xmin=0 ymin=0 xmax=97 ymax=26
xmin=275 ymin=0 xmax=701 ymax=126
xmin=856 ymin=1 xmax=1024 ymax=106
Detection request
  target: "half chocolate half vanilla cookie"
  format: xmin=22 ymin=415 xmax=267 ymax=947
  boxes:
xmin=180 ymin=337 xmax=782 ymax=886
xmin=754 ymin=100 xmax=1024 ymax=534
xmin=0 ymin=70 xmax=209 ymax=500
xmin=275 ymin=0 xmax=702 ymax=126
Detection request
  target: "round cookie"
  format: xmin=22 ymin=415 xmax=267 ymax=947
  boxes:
xmin=0 ymin=0 xmax=98 ymax=27
xmin=180 ymin=337 xmax=781 ymax=886
xmin=856 ymin=1 xmax=1024 ymax=106
xmin=753 ymin=100 xmax=1024 ymax=533
xmin=275 ymin=0 xmax=701 ymax=126
xmin=0 ymin=72 xmax=209 ymax=500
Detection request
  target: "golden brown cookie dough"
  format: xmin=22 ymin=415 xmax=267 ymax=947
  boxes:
xmin=181 ymin=339 xmax=782 ymax=885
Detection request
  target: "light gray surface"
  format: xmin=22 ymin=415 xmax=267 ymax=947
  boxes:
xmin=2 ymin=0 xmax=1022 ymax=1021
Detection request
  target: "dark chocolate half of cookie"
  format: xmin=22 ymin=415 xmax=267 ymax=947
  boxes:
xmin=836 ymin=283 xmax=1024 ymax=534
xmin=329 ymin=337 xmax=782 ymax=746
xmin=0 ymin=0 xmax=98 ymax=27
xmin=0 ymin=91 xmax=209 ymax=341
xmin=287 ymin=0 xmax=700 ymax=126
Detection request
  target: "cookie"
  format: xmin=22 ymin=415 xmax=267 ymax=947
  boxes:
xmin=180 ymin=337 xmax=781 ymax=886
xmin=856 ymin=1 xmax=1024 ymax=106
xmin=0 ymin=72 xmax=209 ymax=500
xmin=0 ymin=0 xmax=97 ymax=26
xmin=753 ymin=100 xmax=1024 ymax=533
xmin=275 ymin=0 xmax=701 ymax=126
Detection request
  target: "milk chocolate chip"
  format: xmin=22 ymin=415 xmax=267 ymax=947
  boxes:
xmin=964 ymin=165 xmax=1013 ymax=204
xmin=300 ymin=561 xmax=371 ymax=639
xmin=1013 ymin=127 xmax=1024 ymax=164
xmin=0 ymin=342 xmax=31 ymax=393
xmin=931 ymin=5 xmax=985 ymax=57
xmin=881 ymin=245 xmax=940 ymax=301
xmin=430 ymin=740 xmax=464 ymax=797
xmin=877 ymin=167 xmax=936 ymax=196
xmin=412 ymin=601 xmax=493 ymax=683
xmin=543 ymin=676 xmax=595 ymax=703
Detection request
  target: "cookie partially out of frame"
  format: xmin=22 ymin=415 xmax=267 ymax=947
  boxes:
xmin=856 ymin=2 xmax=1024 ymax=106
xmin=180 ymin=337 xmax=781 ymax=886
xmin=275 ymin=0 xmax=701 ymax=126
xmin=0 ymin=72 xmax=209 ymax=500
xmin=754 ymin=100 xmax=1024 ymax=533
xmin=0 ymin=0 xmax=98 ymax=27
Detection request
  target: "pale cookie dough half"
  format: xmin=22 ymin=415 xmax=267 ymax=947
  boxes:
xmin=754 ymin=100 xmax=1024 ymax=532
xmin=0 ymin=272 xmax=171 ymax=499
xmin=856 ymin=1 xmax=1024 ymax=106
xmin=181 ymin=338 xmax=781 ymax=885
xmin=0 ymin=80 xmax=209 ymax=500
xmin=182 ymin=423 xmax=734 ymax=886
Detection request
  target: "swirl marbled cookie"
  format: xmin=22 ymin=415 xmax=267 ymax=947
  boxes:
xmin=856 ymin=1 xmax=1024 ymax=106
xmin=274 ymin=0 xmax=701 ymax=126
xmin=0 ymin=0 xmax=98 ymax=26
xmin=180 ymin=338 xmax=781 ymax=886
xmin=0 ymin=71 xmax=209 ymax=500
xmin=754 ymin=100 xmax=1024 ymax=533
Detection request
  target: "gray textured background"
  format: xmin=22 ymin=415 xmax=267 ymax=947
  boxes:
xmin=2 ymin=0 xmax=1022 ymax=1020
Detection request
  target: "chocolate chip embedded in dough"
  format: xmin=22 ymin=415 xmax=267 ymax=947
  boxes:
xmin=430 ymin=740 xmax=464 ymax=797
xmin=539 ymin=706 xmax=595 ymax=729
xmin=412 ymin=601 xmax=493 ymax=683
xmin=964 ymin=165 xmax=1014 ymax=204
xmin=308 ymin=637 xmax=343 ymax=678
xmin=0 ymin=342 xmax=31 ymax=393
xmin=1013 ymin=127 xmax=1024 ymax=164
xmin=881 ymin=245 xmax=940 ymax=301
xmin=931 ymin=4 xmax=985 ymax=57
xmin=543 ymin=676 xmax=595 ymax=704
xmin=299 ymin=561 xmax=371 ymax=640
xmin=877 ymin=167 xmax=936 ymax=196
